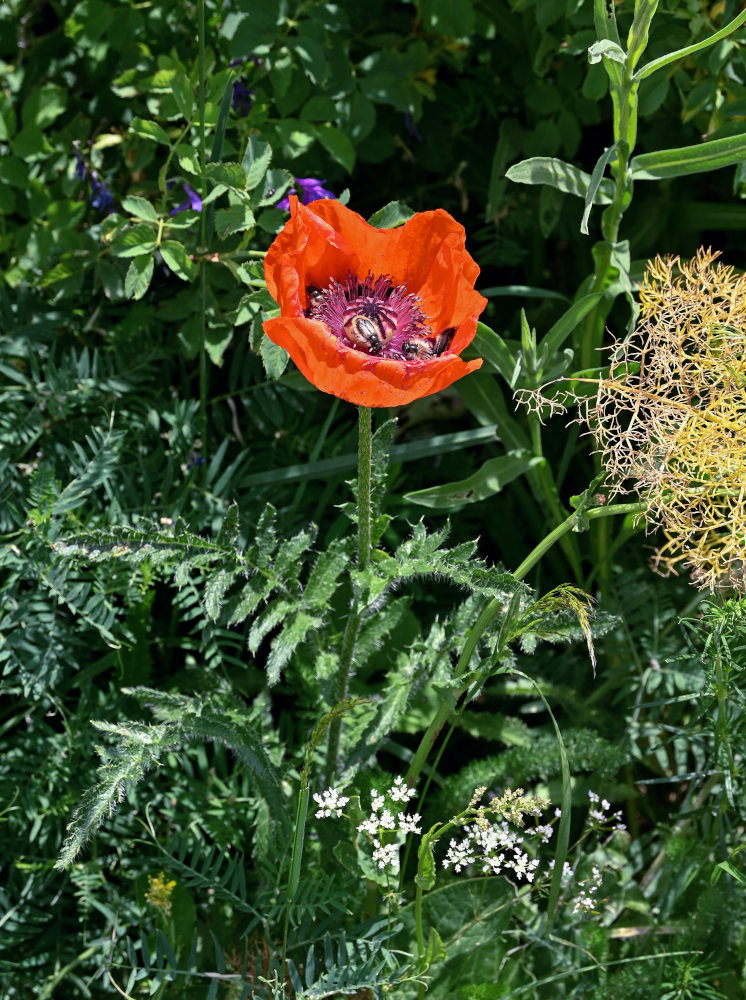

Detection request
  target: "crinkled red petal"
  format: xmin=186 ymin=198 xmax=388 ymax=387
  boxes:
xmin=264 ymin=316 xmax=483 ymax=408
xmin=263 ymin=196 xmax=487 ymax=406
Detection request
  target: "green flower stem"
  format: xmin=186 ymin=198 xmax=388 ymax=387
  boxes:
xmin=357 ymin=406 xmax=373 ymax=573
xmin=527 ymin=411 xmax=583 ymax=583
xmin=197 ymin=0 xmax=209 ymax=461
xmin=405 ymin=500 xmax=644 ymax=789
xmin=325 ymin=407 xmax=373 ymax=784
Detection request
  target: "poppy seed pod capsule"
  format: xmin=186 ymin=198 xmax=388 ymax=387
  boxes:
xmin=262 ymin=196 xmax=487 ymax=407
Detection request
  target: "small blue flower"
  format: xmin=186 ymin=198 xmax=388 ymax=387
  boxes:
xmin=169 ymin=182 xmax=202 ymax=215
xmin=89 ymin=170 xmax=115 ymax=214
xmin=277 ymin=177 xmax=336 ymax=211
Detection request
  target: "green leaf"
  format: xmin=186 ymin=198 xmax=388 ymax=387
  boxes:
xmin=630 ymin=132 xmax=746 ymax=180
xmin=241 ymin=135 xmax=273 ymax=190
xmin=313 ymin=123 xmax=355 ymax=173
xmin=121 ymin=196 xmax=158 ymax=223
xmin=171 ymin=72 xmax=194 ymax=120
xmin=110 ymin=225 xmax=158 ymax=258
xmin=473 ymin=322 xmax=520 ymax=385
xmin=124 ymin=255 xmax=154 ymax=300
xmin=205 ymin=161 xmax=247 ymax=190
xmin=506 ymin=156 xmax=614 ymax=203
xmin=419 ymin=0 xmax=475 ymax=36
xmin=404 ymin=454 xmax=545 ymax=511
xmin=635 ymin=9 xmax=746 ymax=82
xmin=159 ymin=241 xmax=195 ymax=281
xmin=214 ymin=204 xmax=256 ymax=238
xmin=581 ymin=141 xmax=623 ymax=235
xmin=22 ymin=84 xmax=67 ymax=128
xmin=539 ymin=293 xmax=603 ymax=361
xmin=416 ymin=838 xmax=437 ymax=891
xmin=260 ymin=334 xmax=289 ymax=379
xmin=176 ymin=144 xmax=199 ymax=175
xmin=368 ymin=200 xmax=415 ymax=228
xmin=129 ymin=117 xmax=172 ymax=146
xmin=587 ymin=39 xmax=626 ymax=65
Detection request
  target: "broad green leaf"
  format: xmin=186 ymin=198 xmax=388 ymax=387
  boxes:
xmin=22 ymin=84 xmax=67 ymax=128
xmin=124 ymin=255 xmax=154 ymax=300
xmin=205 ymin=161 xmax=247 ymax=190
xmin=171 ymin=73 xmax=194 ymax=120
xmin=260 ymin=334 xmax=289 ymax=379
xmin=506 ymin=156 xmax=614 ymax=203
xmin=630 ymin=133 xmax=746 ymax=179
xmin=121 ymin=196 xmax=158 ymax=223
xmin=313 ymin=123 xmax=355 ymax=173
xmin=159 ymin=240 xmax=195 ymax=281
xmin=129 ymin=117 xmax=172 ymax=146
xmin=110 ymin=225 xmax=158 ymax=258
xmin=176 ymin=144 xmax=199 ymax=175
xmin=214 ymin=204 xmax=255 ymax=238
xmin=242 ymin=135 xmax=273 ymax=190
xmin=404 ymin=454 xmax=545 ymax=511
xmin=368 ymin=200 xmax=415 ymax=228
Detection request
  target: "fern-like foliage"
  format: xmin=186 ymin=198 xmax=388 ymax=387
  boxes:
xmin=54 ymin=504 xmax=352 ymax=684
xmin=57 ymin=688 xmax=287 ymax=868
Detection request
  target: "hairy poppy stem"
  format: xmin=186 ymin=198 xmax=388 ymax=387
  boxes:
xmin=325 ymin=407 xmax=373 ymax=783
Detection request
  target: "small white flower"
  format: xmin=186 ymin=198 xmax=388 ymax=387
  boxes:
xmin=372 ymin=839 xmax=400 ymax=872
xmin=588 ymin=790 xmax=599 ymax=803
xmin=554 ymin=807 xmax=562 ymax=818
xmin=397 ymin=812 xmax=422 ymax=834
xmin=535 ymin=823 xmax=553 ymax=843
xmin=313 ymin=787 xmax=349 ymax=819
xmin=378 ymin=809 xmax=396 ymax=830
xmin=443 ymin=837 xmax=475 ymax=873
xmin=389 ymin=776 xmax=417 ymax=802
xmin=601 ymin=799 xmax=610 ymax=811
xmin=357 ymin=815 xmax=380 ymax=836
xmin=371 ymin=791 xmax=385 ymax=812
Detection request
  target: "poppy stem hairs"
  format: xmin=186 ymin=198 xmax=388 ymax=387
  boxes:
xmin=324 ymin=405 xmax=373 ymax=783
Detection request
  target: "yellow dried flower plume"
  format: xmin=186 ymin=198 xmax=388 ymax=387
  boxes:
xmin=590 ymin=247 xmax=746 ymax=591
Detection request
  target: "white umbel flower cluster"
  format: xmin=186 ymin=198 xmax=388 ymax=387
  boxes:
xmin=314 ymin=776 xmax=421 ymax=876
xmin=312 ymin=787 xmax=349 ymax=818
xmin=443 ymin=819 xmax=540 ymax=883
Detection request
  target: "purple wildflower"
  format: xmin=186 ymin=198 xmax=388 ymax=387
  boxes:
xmin=404 ymin=112 xmax=424 ymax=144
xmin=72 ymin=144 xmax=88 ymax=179
xmin=277 ymin=177 xmax=336 ymax=211
xmin=232 ymin=79 xmax=254 ymax=116
xmin=89 ymin=170 xmax=115 ymax=214
xmin=170 ymin=182 xmax=202 ymax=215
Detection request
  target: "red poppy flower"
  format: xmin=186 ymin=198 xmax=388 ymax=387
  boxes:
xmin=263 ymin=196 xmax=487 ymax=407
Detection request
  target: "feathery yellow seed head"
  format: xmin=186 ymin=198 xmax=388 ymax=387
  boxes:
xmin=590 ymin=247 xmax=746 ymax=591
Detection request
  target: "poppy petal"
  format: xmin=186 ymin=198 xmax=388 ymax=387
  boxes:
xmin=264 ymin=316 xmax=483 ymax=407
xmin=262 ymin=196 xmax=487 ymax=407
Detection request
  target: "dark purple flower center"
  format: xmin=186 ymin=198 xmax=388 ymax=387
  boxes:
xmin=307 ymin=272 xmax=455 ymax=361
